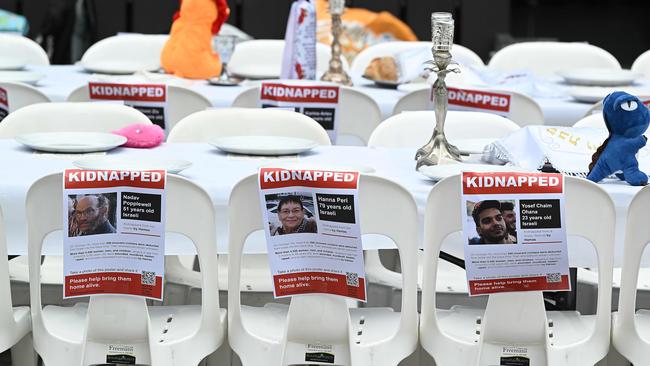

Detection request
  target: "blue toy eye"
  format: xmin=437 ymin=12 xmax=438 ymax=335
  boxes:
xmin=621 ymin=100 xmax=638 ymax=111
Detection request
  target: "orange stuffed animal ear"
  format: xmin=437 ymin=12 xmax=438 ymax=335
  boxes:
xmin=161 ymin=0 xmax=229 ymax=79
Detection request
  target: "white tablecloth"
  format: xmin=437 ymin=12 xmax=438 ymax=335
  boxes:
xmin=27 ymin=65 xmax=594 ymax=126
xmin=0 ymin=140 xmax=644 ymax=267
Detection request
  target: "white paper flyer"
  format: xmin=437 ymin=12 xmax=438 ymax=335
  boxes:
xmin=0 ymin=86 xmax=8 ymax=122
xmin=461 ymin=171 xmax=570 ymax=296
xmin=63 ymin=169 xmax=166 ymax=300
xmin=88 ymin=82 xmax=168 ymax=130
xmin=259 ymin=81 xmax=340 ymax=142
xmin=280 ymin=0 xmax=317 ymax=80
xmin=258 ymin=167 xmax=366 ymax=301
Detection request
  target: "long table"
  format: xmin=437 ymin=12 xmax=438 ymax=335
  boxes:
xmin=27 ymin=65 xmax=594 ymax=126
xmin=0 ymin=140 xmax=643 ymax=267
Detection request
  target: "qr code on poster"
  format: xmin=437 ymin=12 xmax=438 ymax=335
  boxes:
xmin=141 ymin=271 xmax=156 ymax=286
xmin=546 ymin=273 xmax=561 ymax=283
xmin=346 ymin=272 xmax=359 ymax=287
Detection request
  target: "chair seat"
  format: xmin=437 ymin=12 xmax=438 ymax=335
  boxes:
xmin=42 ymin=303 xmax=226 ymax=344
xmin=0 ymin=306 xmax=31 ymax=351
xmin=632 ymin=309 xmax=650 ymax=342
xmin=436 ymin=305 xmax=595 ymax=346
xmin=241 ymin=303 xmax=404 ymax=344
xmin=9 ymin=255 xmax=63 ymax=284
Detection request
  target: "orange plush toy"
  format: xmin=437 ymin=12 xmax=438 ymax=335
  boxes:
xmin=161 ymin=0 xmax=230 ymax=79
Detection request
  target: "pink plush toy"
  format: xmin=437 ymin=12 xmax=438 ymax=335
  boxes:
xmin=112 ymin=124 xmax=165 ymax=148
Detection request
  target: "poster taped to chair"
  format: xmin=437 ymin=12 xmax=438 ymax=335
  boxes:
xmin=258 ymin=167 xmax=366 ymax=301
xmin=432 ymin=86 xmax=511 ymax=117
xmin=259 ymin=81 xmax=340 ymax=142
xmin=62 ymin=169 xmax=166 ymax=300
xmin=0 ymin=86 xmax=8 ymax=122
xmin=461 ymin=171 xmax=570 ymax=296
xmin=88 ymin=82 xmax=168 ymax=130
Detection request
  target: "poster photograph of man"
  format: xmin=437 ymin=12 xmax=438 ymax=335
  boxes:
xmin=68 ymin=193 xmax=117 ymax=237
xmin=467 ymin=199 xmax=517 ymax=245
xmin=265 ymin=193 xmax=318 ymax=236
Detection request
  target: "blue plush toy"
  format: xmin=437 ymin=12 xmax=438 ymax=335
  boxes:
xmin=587 ymin=91 xmax=650 ymax=186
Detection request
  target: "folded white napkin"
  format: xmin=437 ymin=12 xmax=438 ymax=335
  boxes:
xmin=483 ymin=126 xmax=608 ymax=176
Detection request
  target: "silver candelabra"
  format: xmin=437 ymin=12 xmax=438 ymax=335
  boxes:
xmin=415 ymin=12 xmax=462 ymax=170
xmin=321 ymin=0 xmax=352 ymax=86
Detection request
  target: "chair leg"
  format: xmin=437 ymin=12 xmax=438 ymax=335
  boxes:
xmin=11 ymin=332 xmax=37 ymax=366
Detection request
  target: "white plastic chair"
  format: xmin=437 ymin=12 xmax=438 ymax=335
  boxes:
xmin=368 ymin=110 xmax=520 ymax=149
xmin=573 ymin=113 xmax=606 ymax=129
xmin=80 ymin=34 xmax=169 ymax=72
xmin=613 ymin=186 xmax=650 ymax=364
xmin=228 ymin=173 xmax=419 ymax=366
xmin=488 ymin=42 xmax=621 ymax=77
xmin=66 ymin=84 xmax=212 ymax=133
xmin=632 ymin=50 xmax=650 ymax=78
xmin=0 ymin=102 xmax=152 ymax=138
xmin=420 ymin=175 xmax=614 ymax=366
xmin=392 ymin=87 xmax=545 ymax=126
xmin=366 ymin=111 xmax=518 ymax=309
xmin=231 ymin=86 xmax=381 ymax=145
xmin=0 ymin=81 xmax=51 ymax=112
xmin=228 ymin=39 xmax=347 ymax=80
xmin=0 ymin=34 xmax=49 ymax=66
xmin=168 ymin=107 xmax=331 ymax=144
xmin=0 ymin=206 xmax=37 ymax=366
xmin=27 ymin=173 xmax=226 ymax=365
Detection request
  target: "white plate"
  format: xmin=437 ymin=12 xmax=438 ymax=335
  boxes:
xmin=0 ymin=71 xmax=44 ymax=85
xmin=15 ymin=132 xmax=127 ymax=153
xmin=210 ymin=136 xmax=318 ymax=156
xmin=450 ymin=138 xmax=497 ymax=155
xmin=568 ymin=86 xmax=650 ymax=103
xmin=0 ymin=58 xmax=25 ymax=71
xmin=419 ymin=163 xmax=528 ymax=181
xmin=81 ymin=61 xmax=160 ymax=75
xmin=73 ymin=156 xmax=192 ymax=174
xmin=558 ymin=68 xmax=641 ymax=86
xmin=396 ymin=82 xmax=430 ymax=93
xmin=230 ymin=65 xmax=278 ymax=80
xmin=361 ymin=75 xmax=400 ymax=88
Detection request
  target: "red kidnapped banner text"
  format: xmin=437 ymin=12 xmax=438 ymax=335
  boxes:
xmin=261 ymin=83 xmax=339 ymax=103
xmin=260 ymin=167 xmax=358 ymax=189
xmin=0 ymin=87 xmax=7 ymax=106
xmin=89 ymin=82 xmax=166 ymax=102
xmin=447 ymin=87 xmax=511 ymax=112
xmin=65 ymin=170 xmax=165 ymax=189
xmin=463 ymin=172 xmax=563 ymax=195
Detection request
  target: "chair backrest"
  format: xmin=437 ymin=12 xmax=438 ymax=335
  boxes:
xmin=612 ymin=186 xmax=650 ymax=364
xmin=66 ymin=84 xmax=212 ymax=133
xmin=368 ymin=111 xmax=519 ymax=148
xmin=228 ymin=39 xmax=346 ymax=79
xmin=351 ymin=41 xmax=484 ymax=76
xmin=573 ymin=113 xmax=606 ymax=128
xmin=419 ymin=175 xmax=614 ymax=365
xmin=393 ymin=87 xmax=544 ymax=126
xmin=26 ymin=173 xmax=222 ymax=362
xmin=231 ymin=86 xmax=381 ymax=145
xmin=632 ymin=50 xmax=650 ymax=78
xmin=0 ymin=206 xmax=25 ymax=350
xmin=0 ymin=102 xmax=152 ymax=138
xmin=0 ymin=34 xmax=49 ymax=66
xmin=0 ymin=81 xmax=51 ymax=112
xmin=228 ymin=173 xmax=418 ymax=366
xmin=167 ymin=107 xmax=331 ymax=145
xmin=80 ymin=34 xmax=168 ymax=71
xmin=488 ymin=42 xmax=621 ymax=77
xmin=581 ymin=96 xmax=650 ymax=119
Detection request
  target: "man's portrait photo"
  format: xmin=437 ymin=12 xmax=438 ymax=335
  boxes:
xmin=468 ymin=200 xmax=517 ymax=245
xmin=266 ymin=193 xmax=317 ymax=236
xmin=68 ymin=193 xmax=117 ymax=237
